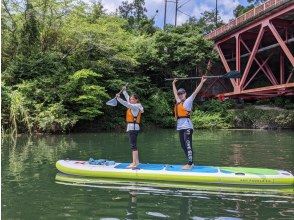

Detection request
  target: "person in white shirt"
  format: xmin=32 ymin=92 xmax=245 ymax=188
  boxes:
xmin=172 ymin=76 xmax=207 ymax=170
xmin=116 ymin=86 xmax=144 ymax=168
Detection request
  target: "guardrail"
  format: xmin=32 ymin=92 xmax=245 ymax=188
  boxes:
xmin=205 ymin=0 xmax=288 ymax=40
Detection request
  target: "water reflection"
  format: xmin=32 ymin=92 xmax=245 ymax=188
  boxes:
xmin=2 ymin=135 xmax=77 ymax=182
xmin=55 ymin=173 xmax=294 ymax=219
xmin=126 ymin=191 xmax=138 ymax=219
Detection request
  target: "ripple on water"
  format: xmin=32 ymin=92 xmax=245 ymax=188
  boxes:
xmin=261 ymin=200 xmax=291 ymax=203
xmin=146 ymin=211 xmax=170 ymax=218
xmin=100 ymin=218 xmax=120 ymax=220
xmin=214 ymin=218 xmax=242 ymax=220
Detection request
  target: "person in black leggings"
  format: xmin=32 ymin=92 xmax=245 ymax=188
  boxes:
xmin=116 ymin=87 xmax=144 ymax=168
xmin=179 ymin=129 xmax=194 ymax=164
xmin=172 ymin=76 xmax=207 ymax=169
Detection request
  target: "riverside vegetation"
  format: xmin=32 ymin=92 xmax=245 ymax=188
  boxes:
xmin=2 ymin=0 xmax=293 ymax=134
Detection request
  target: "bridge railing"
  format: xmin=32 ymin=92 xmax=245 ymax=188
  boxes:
xmin=206 ymin=0 xmax=287 ymax=40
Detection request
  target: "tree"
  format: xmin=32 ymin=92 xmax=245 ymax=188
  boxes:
xmin=118 ymin=0 xmax=147 ymax=21
xmin=63 ymin=69 xmax=109 ymax=120
xmin=132 ymin=0 xmax=147 ymax=22
xmin=233 ymin=4 xmax=254 ymax=17
xmin=118 ymin=1 xmax=134 ymax=19
xmin=136 ymin=25 xmax=216 ymax=88
xmin=19 ymin=0 xmax=40 ymax=55
xmin=118 ymin=0 xmax=155 ymax=34
xmin=189 ymin=10 xmax=224 ymax=34
xmin=1 ymin=0 xmax=219 ymax=133
xmin=166 ymin=9 xmax=225 ymax=35
xmin=91 ymin=2 xmax=105 ymax=21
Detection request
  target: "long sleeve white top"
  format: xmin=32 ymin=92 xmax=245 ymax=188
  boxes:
xmin=117 ymin=91 xmax=144 ymax=131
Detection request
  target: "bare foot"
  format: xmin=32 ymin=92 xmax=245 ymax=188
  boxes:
xmin=182 ymin=164 xmax=194 ymax=170
xmin=127 ymin=163 xmax=139 ymax=168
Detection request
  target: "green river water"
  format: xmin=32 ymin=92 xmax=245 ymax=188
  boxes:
xmin=2 ymin=129 xmax=294 ymax=219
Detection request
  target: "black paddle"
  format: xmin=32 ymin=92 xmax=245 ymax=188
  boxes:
xmin=164 ymin=70 xmax=241 ymax=81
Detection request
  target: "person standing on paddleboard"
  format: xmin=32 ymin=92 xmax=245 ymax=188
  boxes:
xmin=116 ymin=86 xmax=144 ymax=169
xmin=172 ymin=76 xmax=207 ymax=170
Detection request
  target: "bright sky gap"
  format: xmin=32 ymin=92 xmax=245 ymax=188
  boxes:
xmin=99 ymin=0 xmax=250 ymax=28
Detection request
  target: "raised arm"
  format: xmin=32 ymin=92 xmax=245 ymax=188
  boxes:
xmin=172 ymin=79 xmax=181 ymax=103
xmin=190 ymin=76 xmax=207 ymax=100
xmin=121 ymin=86 xmax=130 ymax=101
xmin=116 ymin=93 xmax=140 ymax=111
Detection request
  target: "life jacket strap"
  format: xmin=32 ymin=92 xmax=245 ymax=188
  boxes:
xmin=176 ymin=116 xmax=190 ymax=119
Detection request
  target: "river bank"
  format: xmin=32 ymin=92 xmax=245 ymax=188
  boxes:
xmin=192 ymin=104 xmax=294 ymax=130
xmin=2 ymin=97 xmax=294 ymax=134
xmin=3 ymin=106 xmax=294 ymax=135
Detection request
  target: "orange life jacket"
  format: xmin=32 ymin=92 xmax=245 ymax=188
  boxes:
xmin=174 ymin=102 xmax=190 ymax=119
xmin=126 ymin=108 xmax=142 ymax=124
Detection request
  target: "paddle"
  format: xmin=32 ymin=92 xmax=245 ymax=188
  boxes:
xmin=164 ymin=70 xmax=241 ymax=81
xmin=106 ymin=83 xmax=129 ymax=106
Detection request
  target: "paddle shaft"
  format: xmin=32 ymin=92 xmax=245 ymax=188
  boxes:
xmin=118 ymin=83 xmax=129 ymax=95
xmin=106 ymin=83 xmax=129 ymax=106
xmin=165 ymin=75 xmax=223 ymax=81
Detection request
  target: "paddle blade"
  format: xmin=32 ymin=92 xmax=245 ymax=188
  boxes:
xmin=106 ymin=98 xmax=118 ymax=106
xmin=223 ymin=70 xmax=241 ymax=79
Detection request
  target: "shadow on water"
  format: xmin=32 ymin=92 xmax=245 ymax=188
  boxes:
xmin=2 ymin=130 xmax=294 ymax=219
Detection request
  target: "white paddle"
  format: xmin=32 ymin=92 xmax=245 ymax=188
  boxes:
xmin=106 ymin=83 xmax=129 ymax=106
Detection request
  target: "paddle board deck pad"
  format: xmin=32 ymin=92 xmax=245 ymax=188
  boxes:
xmin=56 ymin=160 xmax=294 ymax=186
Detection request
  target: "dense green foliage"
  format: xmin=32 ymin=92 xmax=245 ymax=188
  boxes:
xmin=2 ymin=0 xmax=216 ymax=133
xmin=2 ymin=0 xmax=292 ymax=133
xmin=191 ymin=98 xmax=294 ymax=129
xmin=191 ymin=99 xmax=234 ymax=129
xmin=231 ymin=107 xmax=294 ymax=129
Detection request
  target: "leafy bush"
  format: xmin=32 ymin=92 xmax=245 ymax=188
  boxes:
xmin=191 ymin=110 xmax=231 ymax=129
xmin=1 ymin=82 xmax=12 ymax=131
xmin=145 ymin=90 xmax=174 ymax=128
xmin=231 ymin=107 xmax=294 ymax=129
xmin=274 ymin=112 xmax=294 ymax=128
xmin=198 ymin=99 xmax=235 ymax=114
xmin=34 ymin=103 xmax=77 ymax=133
xmin=63 ymin=69 xmax=109 ymax=120
xmin=255 ymin=97 xmax=294 ymax=110
xmin=2 ymin=52 xmax=67 ymax=85
xmin=7 ymin=89 xmax=32 ymax=134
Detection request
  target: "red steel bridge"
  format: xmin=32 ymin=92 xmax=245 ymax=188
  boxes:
xmin=204 ymin=0 xmax=294 ymax=100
